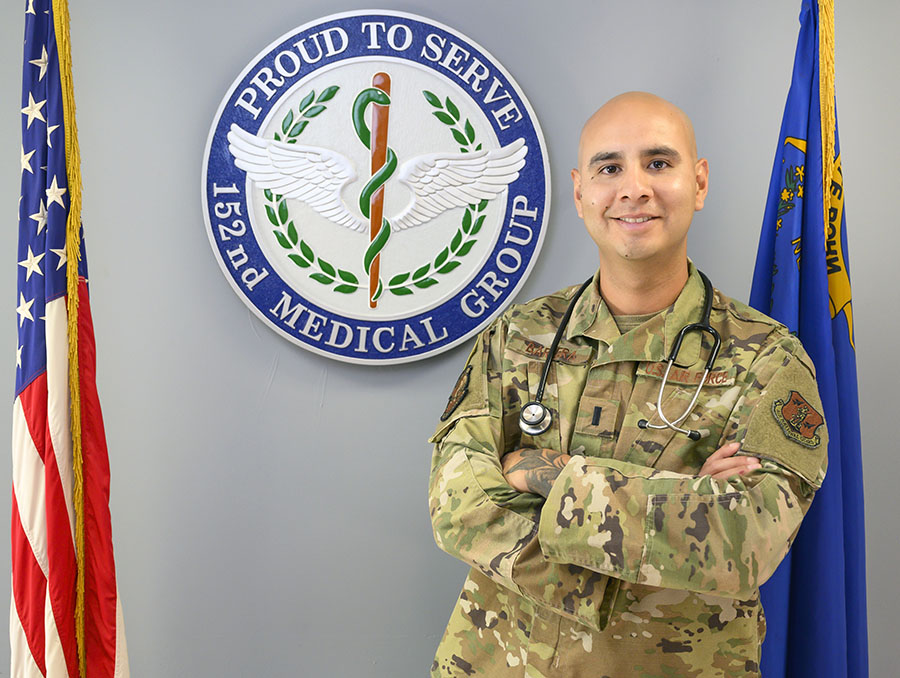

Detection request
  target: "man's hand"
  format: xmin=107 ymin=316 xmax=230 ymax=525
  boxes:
xmin=699 ymin=442 xmax=761 ymax=479
xmin=501 ymin=448 xmax=571 ymax=498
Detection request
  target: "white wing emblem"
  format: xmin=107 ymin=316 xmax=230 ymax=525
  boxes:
xmin=391 ymin=138 xmax=527 ymax=231
xmin=227 ymin=124 xmax=365 ymax=232
xmin=227 ymin=123 xmax=528 ymax=232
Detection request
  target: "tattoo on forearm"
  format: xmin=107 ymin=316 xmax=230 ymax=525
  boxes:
xmin=505 ymin=450 xmax=568 ymax=497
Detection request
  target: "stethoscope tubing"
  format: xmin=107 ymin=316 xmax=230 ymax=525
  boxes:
xmin=533 ymin=278 xmax=594 ymax=403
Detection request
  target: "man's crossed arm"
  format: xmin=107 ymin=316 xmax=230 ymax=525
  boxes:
xmin=501 ymin=442 xmax=761 ymax=497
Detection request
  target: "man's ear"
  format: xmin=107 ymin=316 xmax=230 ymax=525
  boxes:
xmin=571 ymin=168 xmax=584 ymax=218
xmin=694 ymin=158 xmax=709 ymax=211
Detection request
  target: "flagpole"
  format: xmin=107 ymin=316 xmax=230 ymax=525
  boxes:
xmin=369 ymin=72 xmax=391 ymax=309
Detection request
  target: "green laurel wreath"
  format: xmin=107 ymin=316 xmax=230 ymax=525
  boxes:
xmin=265 ymin=186 xmax=361 ymax=293
xmin=265 ymin=86 xmax=490 ymax=298
xmin=273 ymin=86 xmax=338 ymax=142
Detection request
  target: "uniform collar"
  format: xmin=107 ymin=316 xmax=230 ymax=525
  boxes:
xmin=566 ymin=261 xmax=707 ymax=367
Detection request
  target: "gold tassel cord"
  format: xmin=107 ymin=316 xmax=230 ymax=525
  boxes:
xmin=818 ymin=0 xmax=856 ymax=350
xmin=51 ymin=0 xmax=87 ymax=676
xmin=819 ymin=0 xmax=835 ymax=243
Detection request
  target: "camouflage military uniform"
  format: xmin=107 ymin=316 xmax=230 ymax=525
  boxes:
xmin=429 ymin=264 xmax=827 ymax=677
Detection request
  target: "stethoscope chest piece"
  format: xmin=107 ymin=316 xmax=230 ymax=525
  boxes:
xmin=519 ymin=401 xmax=552 ymax=436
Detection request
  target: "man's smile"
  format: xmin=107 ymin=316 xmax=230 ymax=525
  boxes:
xmin=610 ymin=214 xmax=659 ymax=225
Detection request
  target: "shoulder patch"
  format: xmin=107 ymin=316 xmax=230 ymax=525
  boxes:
xmin=772 ymin=391 xmax=824 ymax=448
xmin=441 ymin=365 xmax=472 ymax=422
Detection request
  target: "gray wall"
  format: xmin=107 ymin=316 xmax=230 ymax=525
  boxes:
xmin=1 ymin=1 xmax=896 ymax=675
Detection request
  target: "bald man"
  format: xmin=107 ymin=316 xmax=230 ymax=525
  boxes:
xmin=429 ymin=93 xmax=826 ymax=677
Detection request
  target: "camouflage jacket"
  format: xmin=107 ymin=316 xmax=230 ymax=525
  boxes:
xmin=428 ymin=264 xmax=827 ymax=678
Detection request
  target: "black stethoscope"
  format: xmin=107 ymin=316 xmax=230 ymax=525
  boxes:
xmin=518 ymin=271 xmax=721 ymax=441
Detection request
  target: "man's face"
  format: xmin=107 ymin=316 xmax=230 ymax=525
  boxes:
xmin=571 ymin=98 xmax=708 ymax=266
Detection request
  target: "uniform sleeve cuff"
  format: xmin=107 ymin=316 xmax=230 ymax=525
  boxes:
xmin=537 ymin=454 xmax=585 ymax=562
xmin=536 ymin=455 xmax=642 ymax=582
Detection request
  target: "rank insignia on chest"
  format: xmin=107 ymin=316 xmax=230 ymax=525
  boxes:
xmin=772 ymin=391 xmax=824 ymax=448
xmin=441 ymin=365 xmax=472 ymax=421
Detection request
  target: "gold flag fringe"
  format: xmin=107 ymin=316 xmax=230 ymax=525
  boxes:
xmin=51 ymin=0 xmax=87 ymax=676
xmin=819 ymin=0 xmax=835 ymax=243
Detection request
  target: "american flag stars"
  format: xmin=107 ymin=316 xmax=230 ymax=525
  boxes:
xmin=15 ymin=293 xmax=35 ymax=327
xmin=18 ymin=246 xmax=44 ymax=280
xmin=17 ymin=0 xmax=71 ymax=395
xmin=29 ymin=198 xmax=47 ymax=233
xmin=20 ymin=144 xmax=34 ymax=174
xmin=50 ymin=245 xmax=67 ymax=270
xmin=29 ymin=44 xmax=48 ymax=80
xmin=21 ymin=91 xmax=46 ymax=128
xmin=45 ymin=173 xmax=66 ymax=207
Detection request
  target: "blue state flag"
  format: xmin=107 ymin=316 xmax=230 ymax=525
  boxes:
xmin=750 ymin=1 xmax=867 ymax=676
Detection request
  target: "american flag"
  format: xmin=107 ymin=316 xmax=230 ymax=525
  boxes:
xmin=13 ymin=1 xmax=129 ymax=676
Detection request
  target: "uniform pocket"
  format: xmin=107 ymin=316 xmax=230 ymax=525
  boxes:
xmin=570 ymin=396 xmax=620 ymax=458
xmin=619 ymin=378 xmax=735 ymax=473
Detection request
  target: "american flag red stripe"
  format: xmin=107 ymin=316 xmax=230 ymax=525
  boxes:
xmin=14 ymin=1 xmax=128 ymax=676
xmin=73 ymin=281 xmax=120 ymax=673
xmin=11 ymin=493 xmax=48 ymax=676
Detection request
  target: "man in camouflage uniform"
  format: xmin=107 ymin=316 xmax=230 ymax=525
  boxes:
xmin=428 ymin=92 xmax=827 ymax=677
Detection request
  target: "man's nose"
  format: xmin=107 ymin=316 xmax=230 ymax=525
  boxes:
xmin=617 ymin=166 xmax=652 ymax=201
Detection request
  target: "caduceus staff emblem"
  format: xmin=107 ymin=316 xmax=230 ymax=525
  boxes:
xmin=357 ymin=72 xmax=393 ymax=309
xmin=227 ymin=71 xmax=528 ymax=309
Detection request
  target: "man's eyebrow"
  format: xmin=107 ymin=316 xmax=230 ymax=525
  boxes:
xmin=587 ymin=147 xmax=682 ymax=167
xmin=587 ymin=151 xmax=621 ymax=167
xmin=642 ymin=146 xmax=681 ymax=159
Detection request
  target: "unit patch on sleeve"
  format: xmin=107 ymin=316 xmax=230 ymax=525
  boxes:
xmin=441 ymin=366 xmax=472 ymax=421
xmin=772 ymin=390 xmax=824 ymax=448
